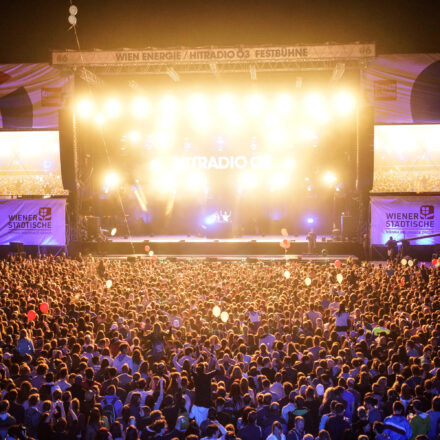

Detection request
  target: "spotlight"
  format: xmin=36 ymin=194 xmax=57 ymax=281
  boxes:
xmin=301 ymin=128 xmax=317 ymax=142
xmin=131 ymin=97 xmax=149 ymax=118
xmin=323 ymin=171 xmax=337 ymax=186
xmin=333 ymin=91 xmax=356 ymax=115
xmin=128 ymin=130 xmax=141 ymax=144
xmin=307 ymin=217 xmax=315 ymax=224
xmin=76 ymin=98 xmax=94 ymax=118
xmin=104 ymin=172 xmax=120 ymax=189
xmin=284 ymin=158 xmax=295 ymax=170
xmin=205 ymin=214 xmax=217 ymax=225
xmin=94 ymin=113 xmax=105 ymax=126
xmin=104 ymin=98 xmax=122 ymax=118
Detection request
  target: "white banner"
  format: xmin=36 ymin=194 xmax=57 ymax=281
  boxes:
xmin=52 ymin=44 xmax=375 ymax=66
xmin=362 ymin=54 xmax=440 ymax=124
xmin=0 ymin=63 xmax=74 ymax=129
xmin=0 ymin=199 xmax=66 ymax=246
xmin=370 ymin=196 xmax=440 ymax=245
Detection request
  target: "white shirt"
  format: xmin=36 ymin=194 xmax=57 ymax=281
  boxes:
xmin=281 ymin=402 xmax=295 ymax=423
xmin=259 ymin=334 xmax=276 ymax=350
xmin=113 ymin=353 xmax=133 ymax=373
xmin=266 ymin=434 xmax=286 ymax=440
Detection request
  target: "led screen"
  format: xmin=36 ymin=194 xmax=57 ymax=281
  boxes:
xmin=373 ymin=124 xmax=440 ymax=193
xmin=0 ymin=131 xmax=67 ymax=196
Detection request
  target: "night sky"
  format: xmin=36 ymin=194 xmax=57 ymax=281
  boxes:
xmin=1 ymin=0 xmax=440 ymax=63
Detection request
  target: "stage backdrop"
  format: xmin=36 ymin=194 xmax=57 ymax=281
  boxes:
xmin=371 ymin=196 xmax=440 ymax=245
xmin=0 ymin=63 xmax=73 ymax=129
xmin=0 ymin=199 xmax=66 ymax=246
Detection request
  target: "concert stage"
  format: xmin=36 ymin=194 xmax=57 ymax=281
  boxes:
xmin=69 ymin=234 xmax=362 ymax=258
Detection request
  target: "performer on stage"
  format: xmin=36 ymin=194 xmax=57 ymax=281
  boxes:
xmin=307 ymin=229 xmax=317 ymax=254
xmin=385 ymin=236 xmax=398 ymax=260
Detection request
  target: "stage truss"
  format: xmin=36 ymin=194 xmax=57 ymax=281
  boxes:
xmin=52 ymin=43 xmax=375 ymax=80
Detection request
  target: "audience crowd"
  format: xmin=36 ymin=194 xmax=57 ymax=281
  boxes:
xmin=373 ymin=169 xmax=440 ymax=193
xmin=0 ymin=254 xmax=439 ymax=440
xmin=0 ymin=175 xmax=67 ymax=196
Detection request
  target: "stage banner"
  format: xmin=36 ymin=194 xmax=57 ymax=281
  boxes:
xmin=52 ymin=43 xmax=375 ymax=65
xmin=370 ymin=196 xmax=440 ymax=245
xmin=0 ymin=63 xmax=73 ymax=129
xmin=362 ymin=54 xmax=440 ymax=124
xmin=0 ymin=199 xmax=66 ymax=246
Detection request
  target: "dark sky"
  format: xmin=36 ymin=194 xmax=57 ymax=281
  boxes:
xmin=1 ymin=0 xmax=440 ymax=63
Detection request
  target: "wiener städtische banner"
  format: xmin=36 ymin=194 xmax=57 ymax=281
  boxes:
xmin=0 ymin=199 xmax=66 ymax=246
xmin=371 ymin=196 xmax=440 ymax=245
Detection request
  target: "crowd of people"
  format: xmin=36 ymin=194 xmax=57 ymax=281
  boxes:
xmin=373 ymin=169 xmax=440 ymax=193
xmin=0 ymin=253 xmax=439 ymax=440
xmin=0 ymin=175 xmax=67 ymax=196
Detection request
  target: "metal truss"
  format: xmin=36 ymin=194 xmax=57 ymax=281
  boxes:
xmin=60 ymin=59 xmax=370 ymax=79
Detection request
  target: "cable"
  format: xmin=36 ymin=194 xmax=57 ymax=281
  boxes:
xmin=68 ymin=0 xmax=136 ymax=255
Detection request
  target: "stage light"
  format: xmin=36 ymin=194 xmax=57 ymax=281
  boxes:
xmin=275 ymin=94 xmax=294 ymax=114
xmin=94 ymin=113 xmax=105 ymax=126
xmin=323 ymin=171 xmax=337 ymax=186
xmin=131 ymin=97 xmax=150 ymax=118
xmin=301 ymin=128 xmax=316 ymax=142
xmin=239 ymin=172 xmax=257 ymax=189
xmin=76 ymin=98 xmax=94 ymax=118
xmin=307 ymin=217 xmax=315 ymax=224
xmin=104 ymin=171 xmax=120 ymax=189
xmin=104 ymin=98 xmax=122 ymax=118
xmin=205 ymin=214 xmax=217 ymax=225
xmin=315 ymin=109 xmax=330 ymax=124
xmin=270 ymin=172 xmax=289 ymax=190
xmin=128 ymin=130 xmax=141 ymax=143
xmin=246 ymin=93 xmax=265 ymax=116
xmin=284 ymin=158 xmax=295 ymax=170
xmin=333 ymin=91 xmax=355 ymax=115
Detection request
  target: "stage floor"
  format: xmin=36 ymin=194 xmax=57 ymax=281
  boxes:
xmin=69 ymin=234 xmax=362 ymax=258
xmin=111 ymin=234 xmax=332 ymax=243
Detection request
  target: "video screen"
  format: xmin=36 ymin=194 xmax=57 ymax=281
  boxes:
xmin=0 ymin=131 xmax=67 ymax=196
xmin=373 ymin=124 xmax=440 ymax=193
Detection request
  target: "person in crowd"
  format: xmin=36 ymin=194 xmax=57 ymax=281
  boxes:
xmin=286 ymin=416 xmax=305 ymax=440
xmin=383 ymin=401 xmax=412 ymax=440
